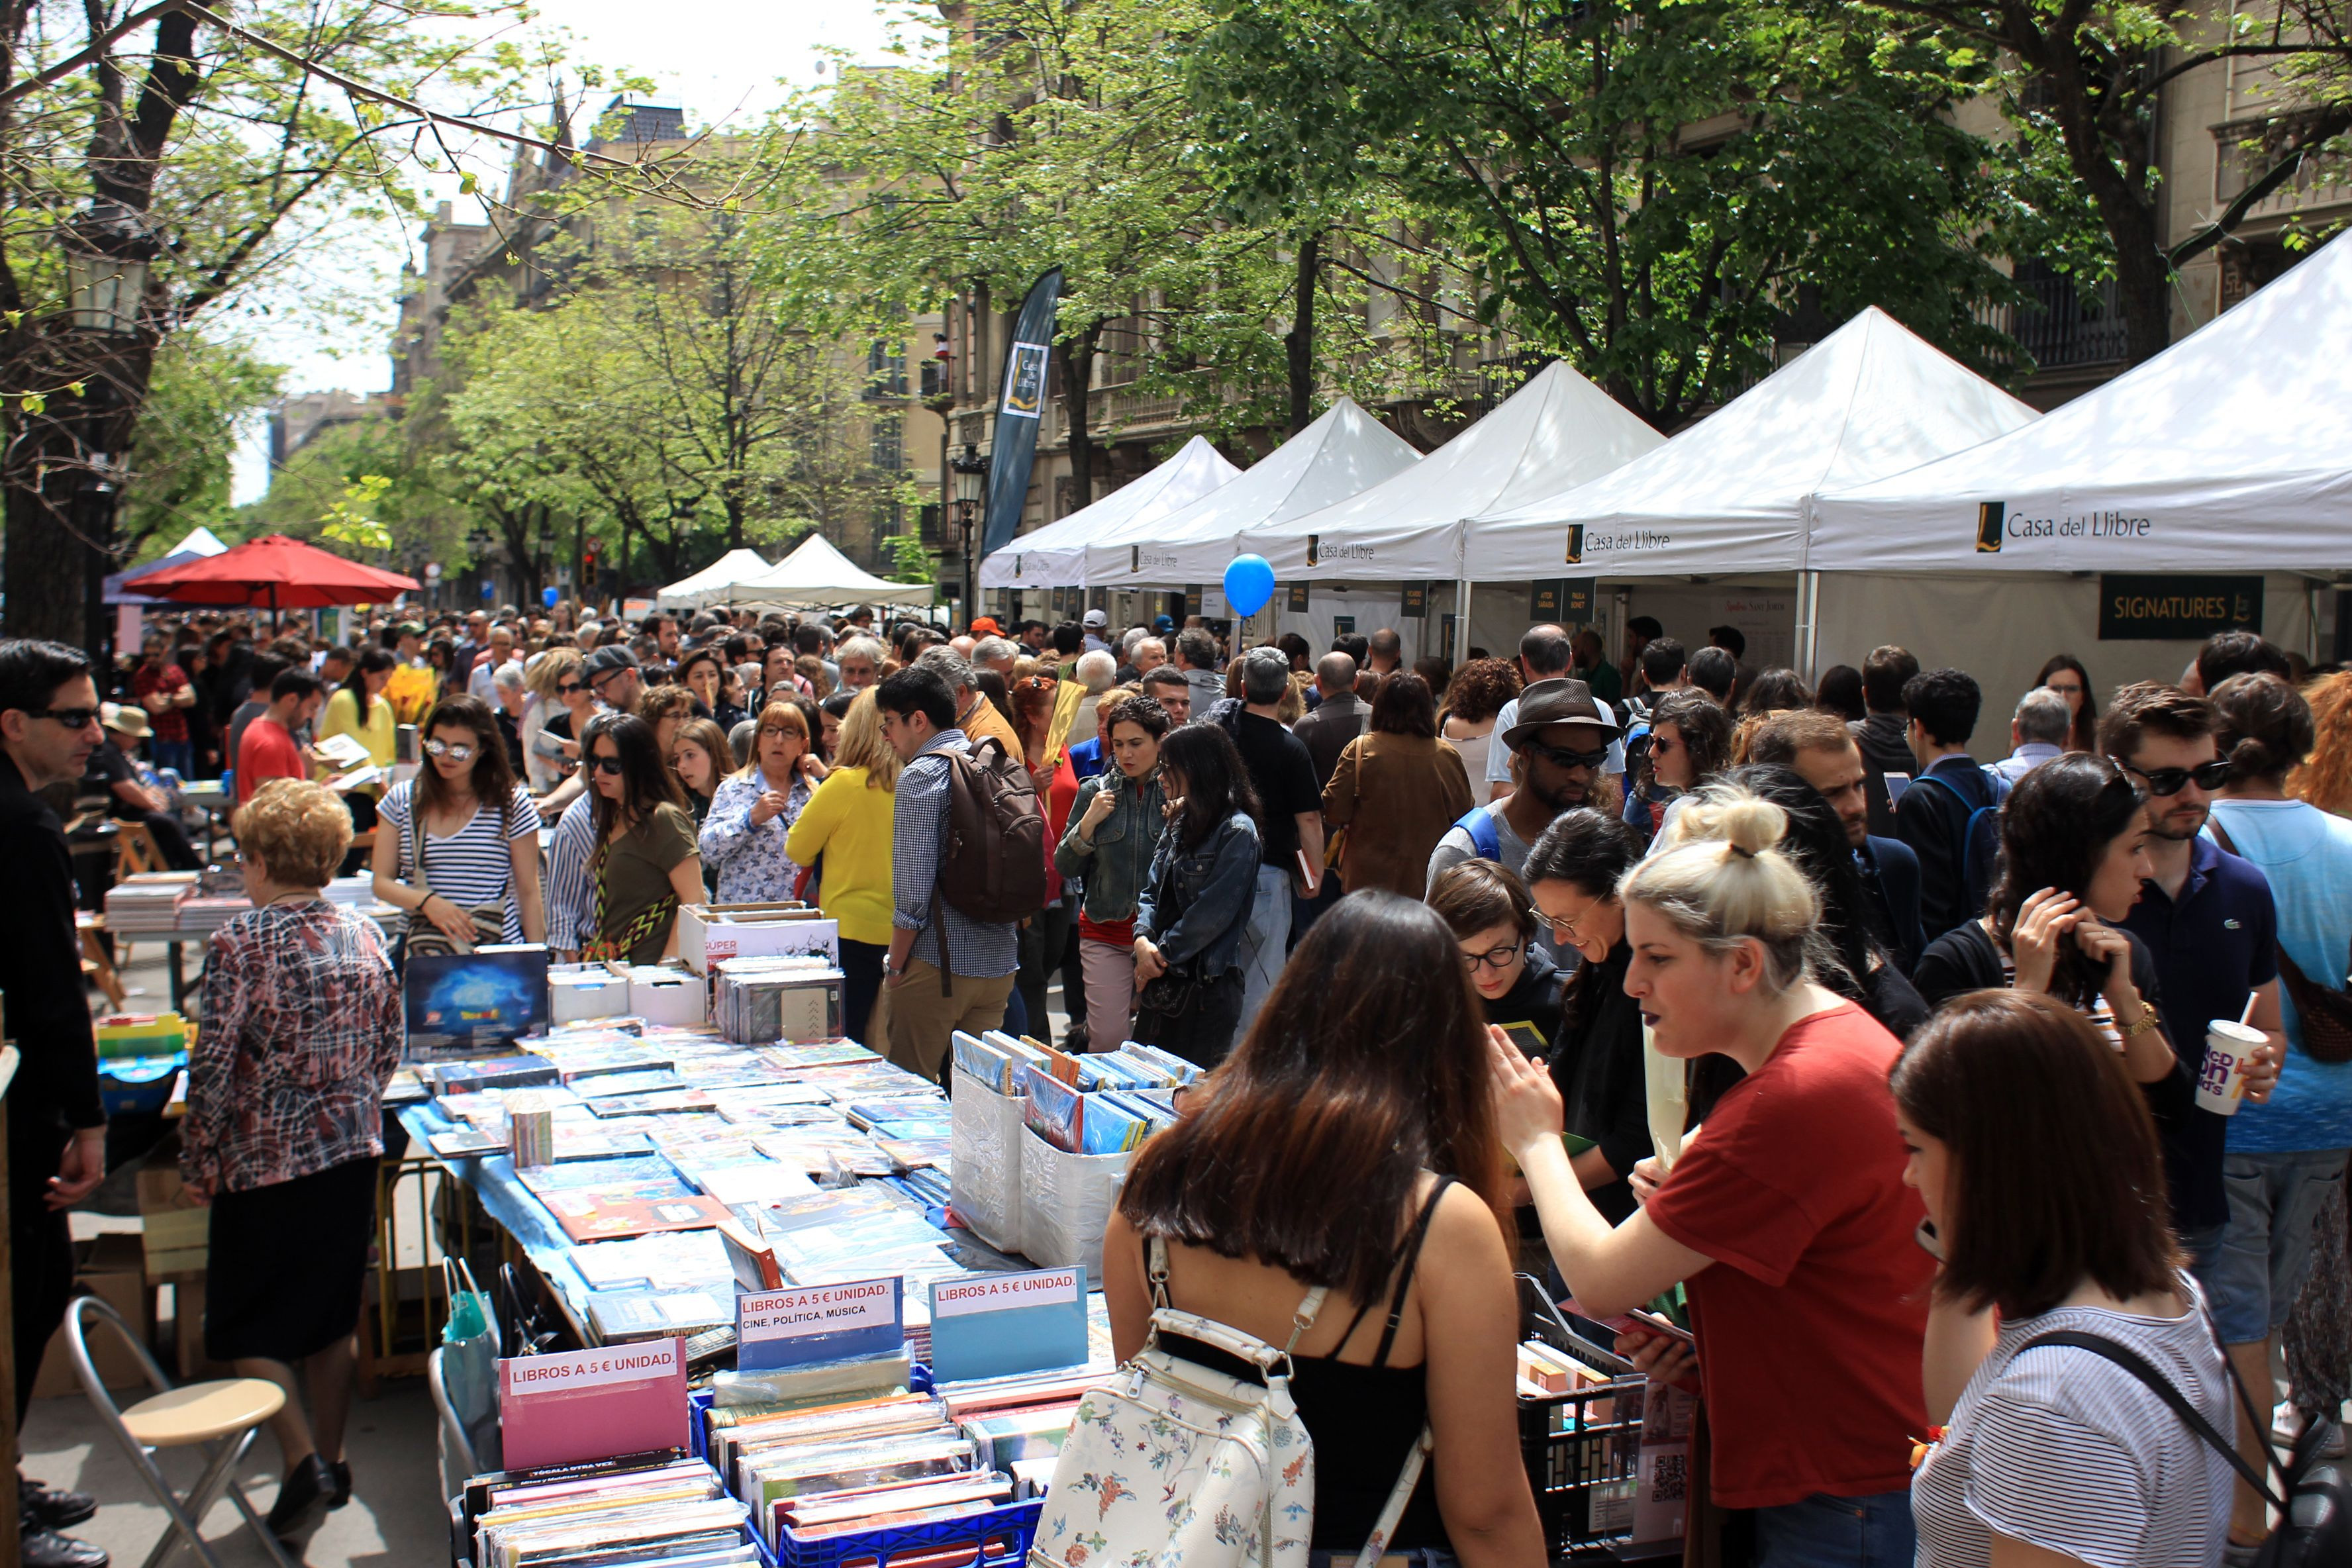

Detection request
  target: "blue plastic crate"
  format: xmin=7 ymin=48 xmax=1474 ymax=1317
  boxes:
xmin=773 ymin=1496 xmax=1040 ymax=1568
xmin=99 ymin=1054 xmax=184 ymax=1117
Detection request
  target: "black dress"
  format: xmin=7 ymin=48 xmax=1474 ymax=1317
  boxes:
xmin=1545 ymin=940 xmax=1651 ymax=1224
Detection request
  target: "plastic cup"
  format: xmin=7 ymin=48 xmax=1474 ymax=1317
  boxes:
xmin=2197 ymin=1020 xmax=2265 ymax=1116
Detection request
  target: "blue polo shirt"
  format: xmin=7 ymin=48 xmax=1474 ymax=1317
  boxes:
xmin=2122 ymin=833 xmax=2278 ymax=1231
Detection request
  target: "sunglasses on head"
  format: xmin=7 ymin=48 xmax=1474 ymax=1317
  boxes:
xmin=2120 ymin=758 xmax=2231 ymax=797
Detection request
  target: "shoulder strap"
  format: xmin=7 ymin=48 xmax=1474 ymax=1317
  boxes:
xmin=1372 ymin=1177 xmax=1457 ymax=1368
xmin=2014 ymin=1330 xmax=2284 ymax=1508
xmin=1453 ymin=805 xmax=1500 ymax=861
xmin=2206 ymin=814 xmax=2241 ymax=858
xmin=1146 ymin=1233 xmax=1329 ymax=1351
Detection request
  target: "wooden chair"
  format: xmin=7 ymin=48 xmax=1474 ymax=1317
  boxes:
xmin=79 ymin=911 xmax=126 ymax=1010
xmin=115 ymin=820 xmax=164 ymax=878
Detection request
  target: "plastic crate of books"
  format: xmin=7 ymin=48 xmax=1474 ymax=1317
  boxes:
xmin=772 ymin=1495 xmax=1042 ymax=1568
xmin=1515 ymin=1275 xmax=1646 ymax=1560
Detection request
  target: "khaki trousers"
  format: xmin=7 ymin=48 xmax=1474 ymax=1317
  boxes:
xmin=883 ymin=958 xmax=1014 ymax=1083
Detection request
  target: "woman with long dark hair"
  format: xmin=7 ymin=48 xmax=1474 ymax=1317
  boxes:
xmin=1912 ymin=755 xmax=2179 ymax=1088
xmin=582 ymin=712 xmax=702 ymax=963
xmin=1106 ymin=893 xmax=1545 ymax=1567
xmin=1627 ymin=688 xmax=1733 ymax=848
xmin=1814 ymin=664 xmax=1867 ymax=724
xmin=1901 ymin=991 xmax=2232 ymax=1567
xmin=371 ymin=693 xmax=546 ymax=946
xmin=1722 ymin=764 xmax=1928 ymax=1040
xmin=2037 ymin=652 xmax=2100 ymax=754
xmin=1130 ymin=721 xmax=1263 ymax=1065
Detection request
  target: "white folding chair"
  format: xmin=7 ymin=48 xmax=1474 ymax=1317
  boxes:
xmin=64 ymin=1295 xmax=303 ymax=1568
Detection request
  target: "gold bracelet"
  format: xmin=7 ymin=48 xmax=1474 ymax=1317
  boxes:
xmin=2118 ymin=1004 xmax=2160 ymax=1038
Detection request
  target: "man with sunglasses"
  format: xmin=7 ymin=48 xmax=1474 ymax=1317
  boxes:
xmin=1429 ymin=678 xmax=1621 ymax=966
xmin=2102 ymin=683 xmax=2287 ymax=1289
xmin=0 ymin=640 xmax=113 ymax=1568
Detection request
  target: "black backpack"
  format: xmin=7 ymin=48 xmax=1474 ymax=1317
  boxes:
xmin=2017 ymin=1329 xmax=2351 ymax=1567
xmin=926 ymin=736 xmax=1046 ymax=991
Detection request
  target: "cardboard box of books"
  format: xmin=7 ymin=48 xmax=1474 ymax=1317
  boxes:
xmin=1016 ymin=1125 xmax=1126 ymax=1279
xmin=676 ymin=903 xmax=839 ymax=974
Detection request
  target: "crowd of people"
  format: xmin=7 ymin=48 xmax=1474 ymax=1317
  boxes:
xmin=7 ymin=589 xmax=2351 ymax=1567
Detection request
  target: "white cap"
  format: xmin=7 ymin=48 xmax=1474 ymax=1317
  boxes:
xmin=1083 ymin=608 xmax=1107 ymax=628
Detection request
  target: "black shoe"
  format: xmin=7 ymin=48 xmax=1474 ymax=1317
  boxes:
xmin=19 ymin=1477 xmax=97 ymax=1532
xmin=266 ymin=1455 xmax=333 ymax=1541
xmin=328 ymin=1461 xmax=351 ymax=1510
xmin=19 ymin=1523 xmax=109 ymax=1568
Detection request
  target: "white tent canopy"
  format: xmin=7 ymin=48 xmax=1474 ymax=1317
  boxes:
xmin=657 ymin=547 xmax=783 ymax=610
xmin=980 ymin=436 xmax=1240 ymax=590
xmin=1812 ymin=229 xmax=2352 ymax=572
xmin=738 ymin=533 xmax=934 ymax=607
xmin=170 ymin=526 xmax=228 ymax=558
xmin=1085 ymin=397 xmax=1420 ymax=589
xmin=1240 ymin=360 xmax=1664 ymax=582
xmin=1464 ymin=307 xmax=2039 ymax=579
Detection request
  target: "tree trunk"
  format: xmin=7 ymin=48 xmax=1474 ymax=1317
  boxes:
xmin=1285 ymin=232 xmax=1320 ymax=435
xmin=1060 ymin=322 xmax=1102 ymax=516
xmin=0 ymin=330 xmax=153 ymax=662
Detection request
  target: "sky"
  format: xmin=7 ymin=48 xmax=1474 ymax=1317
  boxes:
xmin=227 ymin=0 xmax=910 ymax=503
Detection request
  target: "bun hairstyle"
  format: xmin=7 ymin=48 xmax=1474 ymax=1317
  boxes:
xmin=2210 ymin=671 xmax=2315 ymax=787
xmin=1619 ymin=783 xmax=1820 ymax=996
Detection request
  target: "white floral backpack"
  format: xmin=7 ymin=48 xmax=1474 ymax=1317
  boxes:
xmin=1029 ymin=1234 xmax=1431 ymax=1568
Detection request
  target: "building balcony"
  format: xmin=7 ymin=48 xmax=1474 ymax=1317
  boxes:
xmin=1979 ymin=268 xmax=2130 ymax=372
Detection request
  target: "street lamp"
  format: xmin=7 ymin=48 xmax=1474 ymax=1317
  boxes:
xmin=62 ymin=203 xmax=151 ymax=672
xmin=950 ymin=442 xmax=988 ymax=623
xmin=64 ymin=248 xmax=149 ymax=337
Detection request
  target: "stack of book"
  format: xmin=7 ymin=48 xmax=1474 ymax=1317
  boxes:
xmin=172 ymin=893 xmax=252 ymax=936
xmin=462 ymin=1451 xmax=755 ymax=1568
xmin=103 ymin=873 xmax=197 ymax=932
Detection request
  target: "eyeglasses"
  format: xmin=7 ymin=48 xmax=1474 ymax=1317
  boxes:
xmin=759 ymin=725 xmax=801 ymax=740
xmin=1460 ymin=939 xmax=1523 ymax=973
xmin=423 ymin=739 xmax=477 ymax=761
xmin=24 ymin=707 xmax=101 ymax=730
xmin=2120 ymin=758 xmax=2231 ymax=797
xmin=1523 ymin=741 xmax=1612 ymax=772
xmin=2046 ymin=681 xmax=2084 ymax=696
xmin=591 ymin=755 xmax=626 ymax=775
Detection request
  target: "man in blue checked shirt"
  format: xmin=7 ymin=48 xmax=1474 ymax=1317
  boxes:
xmin=875 ymin=665 xmax=1018 ymax=1082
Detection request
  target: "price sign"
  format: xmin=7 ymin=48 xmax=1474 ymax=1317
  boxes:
xmin=736 ymin=1275 xmax=904 ymax=1370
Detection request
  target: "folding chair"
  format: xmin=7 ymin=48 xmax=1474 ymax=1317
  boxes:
xmin=427 ymin=1346 xmax=481 ymax=1504
xmin=65 ymin=1295 xmax=303 ymax=1568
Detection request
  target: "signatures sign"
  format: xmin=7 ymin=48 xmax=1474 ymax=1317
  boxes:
xmin=2097 ymin=574 xmax=2263 ymax=642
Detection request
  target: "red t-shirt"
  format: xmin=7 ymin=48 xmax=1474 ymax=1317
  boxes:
xmin=132 ymin=662 xmax=190 ymax=742
xmin=1643 ymin=1002 xmax=1931 ymax=1509
xmin=236 ymin=716 xmax=306 ymax=803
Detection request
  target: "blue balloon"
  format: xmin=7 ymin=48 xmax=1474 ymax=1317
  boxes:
xmin=542 ymin=586 xmax=560 ymax=608
xmin=1223 ymin=554 xmax=1276 ymax=618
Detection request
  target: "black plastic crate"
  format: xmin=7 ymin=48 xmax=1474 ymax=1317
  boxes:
xmin=1515 ymin=1275 xmax=1647 ymax=1561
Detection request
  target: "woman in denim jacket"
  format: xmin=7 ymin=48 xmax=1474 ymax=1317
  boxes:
xmin=1055 ymin=693 xmax=1171 ymax=1050
xmin=1133 ymin=721 xmax=1263 ymax=1066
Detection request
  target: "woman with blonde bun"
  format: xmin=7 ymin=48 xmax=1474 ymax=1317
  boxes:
xmin=1489 ymin=783 xmax=1932 ymax=1565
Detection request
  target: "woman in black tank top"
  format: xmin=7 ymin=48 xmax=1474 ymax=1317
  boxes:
xmin=1106 ymin=893 xmax=1547 ymax=1568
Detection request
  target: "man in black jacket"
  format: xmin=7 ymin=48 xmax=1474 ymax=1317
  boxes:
xmin=0 ymin=639 xmax=111 ymax=1568
xmin=1892 ymin=666 xmax=1998 ymax=944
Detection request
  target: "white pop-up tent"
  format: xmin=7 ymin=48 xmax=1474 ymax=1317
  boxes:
xmin=1084 ymin=397 xmax=1420 ymax=591
xmin=739 ymin=533 xmax=934 ymax=607
xmin=170 ymin=526 xmax=229 ymax=557
xmin=658 ymin=547 xmax=781 ymax=610
xmin=980 ymin=436 xmax=1241 ymax=590
xmin=1463 ymin=307 xmax=2039 ymax=581
xmin=1810 ymin=228 xmax=2352 ymax=572
xmin=1238 ymin=360 xmax=1664 ymax=583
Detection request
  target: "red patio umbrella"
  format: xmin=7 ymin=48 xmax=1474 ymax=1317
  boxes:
xmin=127 ymin=534 xmax=420 ymax=626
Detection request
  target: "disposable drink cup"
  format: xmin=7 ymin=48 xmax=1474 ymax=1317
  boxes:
xmin=2198 ymin=1020 xmax=2265 ymax=1116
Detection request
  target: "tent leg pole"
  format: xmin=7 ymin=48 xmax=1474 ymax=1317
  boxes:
xmin=1453 ymin=573 xmax=1471 ymax=663
xmin=1794 ymin=571 xmax=1820 ymax=683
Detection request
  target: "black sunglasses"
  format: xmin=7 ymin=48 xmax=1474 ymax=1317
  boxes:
xmin=25 ymin=707 xmax=101 ymax=730
xmin=556 ymin=680 xmax=585 ymax=695
xmin=591 ymin=755 xmax=626 ymax=775
xmin=2120 ymin=758 xmax=2231 ymax=797
xmin=1523 ymin=740 xmax=1612 ymax=772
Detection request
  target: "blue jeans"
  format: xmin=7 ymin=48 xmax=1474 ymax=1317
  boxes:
xmin=1234 ymin=862 xmax=1291 ymax=1038
xmin=151 ymin=738 xmax=193 ymax=778
xmin=2210 ymin=1147 xmax=2349 ymax=1344
xmin=1751 ymin=1489 xmax=1916 ymax=1567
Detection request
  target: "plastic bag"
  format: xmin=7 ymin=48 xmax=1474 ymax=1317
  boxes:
xmin=440 ymin=1258 xmax=503 ymax=1472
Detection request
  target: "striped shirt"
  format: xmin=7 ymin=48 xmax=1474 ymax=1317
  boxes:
xmin=1913 ymin=1275 xmax=2232 ymax=1568
xmin=546 ymin=791 xmax=601 ymax=952
xmin=381 ymin=780 xmax=540 ymax=942
xmin=891 ymin=728 xmax=1017 ymax=978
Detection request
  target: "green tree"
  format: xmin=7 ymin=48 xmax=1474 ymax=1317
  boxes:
xmin=1193 ymin=0 xmax=2030 ymax=428
xmin=118 ymin=331 xmax=280 ymax=562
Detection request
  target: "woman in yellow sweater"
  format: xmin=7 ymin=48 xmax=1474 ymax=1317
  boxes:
xmin=320 ymin=647 xmax=397 ymax=832
xmin=785 ymin=688 xmax=900 ymax=1046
